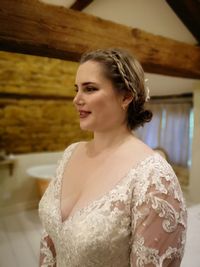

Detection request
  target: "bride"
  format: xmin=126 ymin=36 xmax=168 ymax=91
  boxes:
xmin=39 ymin=48 xmax=187 ymax=267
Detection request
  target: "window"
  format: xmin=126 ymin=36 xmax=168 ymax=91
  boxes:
xmin=135 ymin=96 xmax=193 ymax=167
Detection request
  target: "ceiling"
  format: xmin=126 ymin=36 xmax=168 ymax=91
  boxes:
xmin=166 ymin=0 xmax=200 ymax=44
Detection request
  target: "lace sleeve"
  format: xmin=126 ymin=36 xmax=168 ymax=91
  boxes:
xmin=39 ymin=228 xmax=56 ymax=267
xmin=130 ymin=162 xmax=187 ymax=267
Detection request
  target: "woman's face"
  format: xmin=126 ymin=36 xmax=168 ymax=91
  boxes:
xmin=73 ymin=60 xmax=127 ymax=132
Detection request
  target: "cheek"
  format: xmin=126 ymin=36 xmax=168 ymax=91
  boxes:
xmin=89 ymin=91 xmax=122 ymax=117
xmin=92 ymin=96 xmax=111 ymax=114
xmin=95 ymin=98 xmax=121 ymax=119
xmin=89 ymin=93 xmax=107 ymax=110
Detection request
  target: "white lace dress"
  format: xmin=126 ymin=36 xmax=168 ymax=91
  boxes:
xmin=38 ymin=142 xmax=187 ymax=267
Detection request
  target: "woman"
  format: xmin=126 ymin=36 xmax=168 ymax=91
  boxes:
xmin=39 ymin=48 xmax=187 ymax=266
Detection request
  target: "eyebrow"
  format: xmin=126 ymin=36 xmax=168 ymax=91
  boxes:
xmin=74 ymin=82 xmax=98 ymax=87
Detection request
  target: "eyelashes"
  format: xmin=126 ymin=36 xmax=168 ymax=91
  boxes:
xmin=74 ymin=86 xmax=98 ymax=93
xmin=85 ymin=86 xmax=98 ymax=92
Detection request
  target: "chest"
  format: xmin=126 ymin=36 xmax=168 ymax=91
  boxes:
xmin=60 ymin=154 xmax=135 ymax=221
xmin=39 ymin=166 xmax=133 ymax=230
xmin=39 ymin=181 xmax=132 ymax=267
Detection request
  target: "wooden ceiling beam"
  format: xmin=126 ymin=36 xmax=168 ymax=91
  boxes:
xmin=0 ymin=0 xmax=200 ymax=79
xmin=166 ymin=0 xmax=200 ymax=44
xmin=70 ymin=0 xmax=94 ymax=11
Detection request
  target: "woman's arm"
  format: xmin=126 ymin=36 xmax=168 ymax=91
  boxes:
xmin=130 ymin=169 xmax=187 ymax=266
xmin=39 ymin=228 xmax=56 ymax=267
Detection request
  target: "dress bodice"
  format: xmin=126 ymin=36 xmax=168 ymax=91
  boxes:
xmin=39 ymin=142 xmax=187 ymax=267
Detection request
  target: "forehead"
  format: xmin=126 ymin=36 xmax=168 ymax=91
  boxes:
xmin=75 ymin=60 xmax=106 ymax=84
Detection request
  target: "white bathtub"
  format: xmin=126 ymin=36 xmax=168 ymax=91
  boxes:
xmin=27 ymin=164 xmax=57 ymax=197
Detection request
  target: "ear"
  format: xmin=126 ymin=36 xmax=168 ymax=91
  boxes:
xmin=121 ymin=92 xmax=133 ymax=109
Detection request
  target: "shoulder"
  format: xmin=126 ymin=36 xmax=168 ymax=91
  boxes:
xmin=61 ymin=140 xmax=92 ymax=163
xmin=63 ymin=141 xmax=80 ymax=154
xmin=137 ymin=152 xmax=176 ymax=180
xmin=133 ymin=153 xmax=185 ymax=204
xmin=63 ymin=140 xmax=87 ymax=155
xmin=53 ymin=142 xmax=83 ymax=182
xmin=55 ymin=142 xmax=81 ymax=170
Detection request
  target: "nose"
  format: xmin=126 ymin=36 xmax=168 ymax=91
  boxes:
xmin=73 ymin=90 xmax=85 ymax=106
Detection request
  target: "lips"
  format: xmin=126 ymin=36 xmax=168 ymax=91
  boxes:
xmin=79 ymin=110 xmax=91 ymax=118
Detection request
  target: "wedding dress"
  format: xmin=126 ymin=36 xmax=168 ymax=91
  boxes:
xmin=39 ymin=142 xmax=187 ymax=267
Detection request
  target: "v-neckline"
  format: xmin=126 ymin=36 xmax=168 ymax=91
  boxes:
xmin=57 ymin=142 xmax=160 ymax=225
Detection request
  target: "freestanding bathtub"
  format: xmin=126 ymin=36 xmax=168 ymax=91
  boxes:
xmin=27 ymin=164 xmax=57 ymax=198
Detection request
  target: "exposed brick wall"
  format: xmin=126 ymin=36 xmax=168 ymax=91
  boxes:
xmin=0 ymin=51 xmax=77 ymax=97
xmin=0 ymin=52 xmax=91 ymax=154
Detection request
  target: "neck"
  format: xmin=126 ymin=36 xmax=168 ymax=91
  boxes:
xmin=89 ymin=125 xmax=134 ymax=155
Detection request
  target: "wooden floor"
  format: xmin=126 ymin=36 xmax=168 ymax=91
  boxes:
xmin=0 ymin=205 xmax=200 ymax=267
xmin=0 ymin=209 xmax=42 ymax=267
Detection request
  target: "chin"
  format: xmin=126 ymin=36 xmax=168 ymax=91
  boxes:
xmin=79 ymin=122 xmax=94 ymax=131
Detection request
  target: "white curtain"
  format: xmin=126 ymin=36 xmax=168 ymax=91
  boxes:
xmin=135 ymin=103 xmax=163 ymax=148
xmin=135 ymin=101 xmax=193 ymax=167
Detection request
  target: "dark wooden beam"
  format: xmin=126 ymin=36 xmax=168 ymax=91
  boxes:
xmin=0 ymin=0 xmax=200 ymax=79
xmin=166 ymin=0 xmax=200 ymax=43
xmin=70 ymin=0 xmax=94 ymax=11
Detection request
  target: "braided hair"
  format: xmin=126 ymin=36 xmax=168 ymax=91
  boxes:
xmin=80 ymin=48 xmax=152 ymax=130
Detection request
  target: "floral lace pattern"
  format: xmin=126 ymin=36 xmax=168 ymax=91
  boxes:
xmin=39 ymin=142 xmax=187 ymax=267
xmin=39 ymin=229 xmax=56 ymax=267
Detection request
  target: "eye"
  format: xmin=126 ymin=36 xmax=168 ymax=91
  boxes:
xmin=74 ymin=85 xmax=79 ymax=93
xmin=85 ymin=86 xmax=98 ymax=92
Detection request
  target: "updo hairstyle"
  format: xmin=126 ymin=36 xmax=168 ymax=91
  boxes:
xmin=80 ymin=48 xmax=152 ymax=130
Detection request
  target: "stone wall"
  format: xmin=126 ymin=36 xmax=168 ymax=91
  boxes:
xmin=0 ymin=51 xmax=91 ymax=154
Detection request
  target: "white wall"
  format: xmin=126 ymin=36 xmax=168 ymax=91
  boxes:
xmin=190 ymin=87 xmax=200 ymax=202
xmin=84 ymin=0 xmax=197 ymax=44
